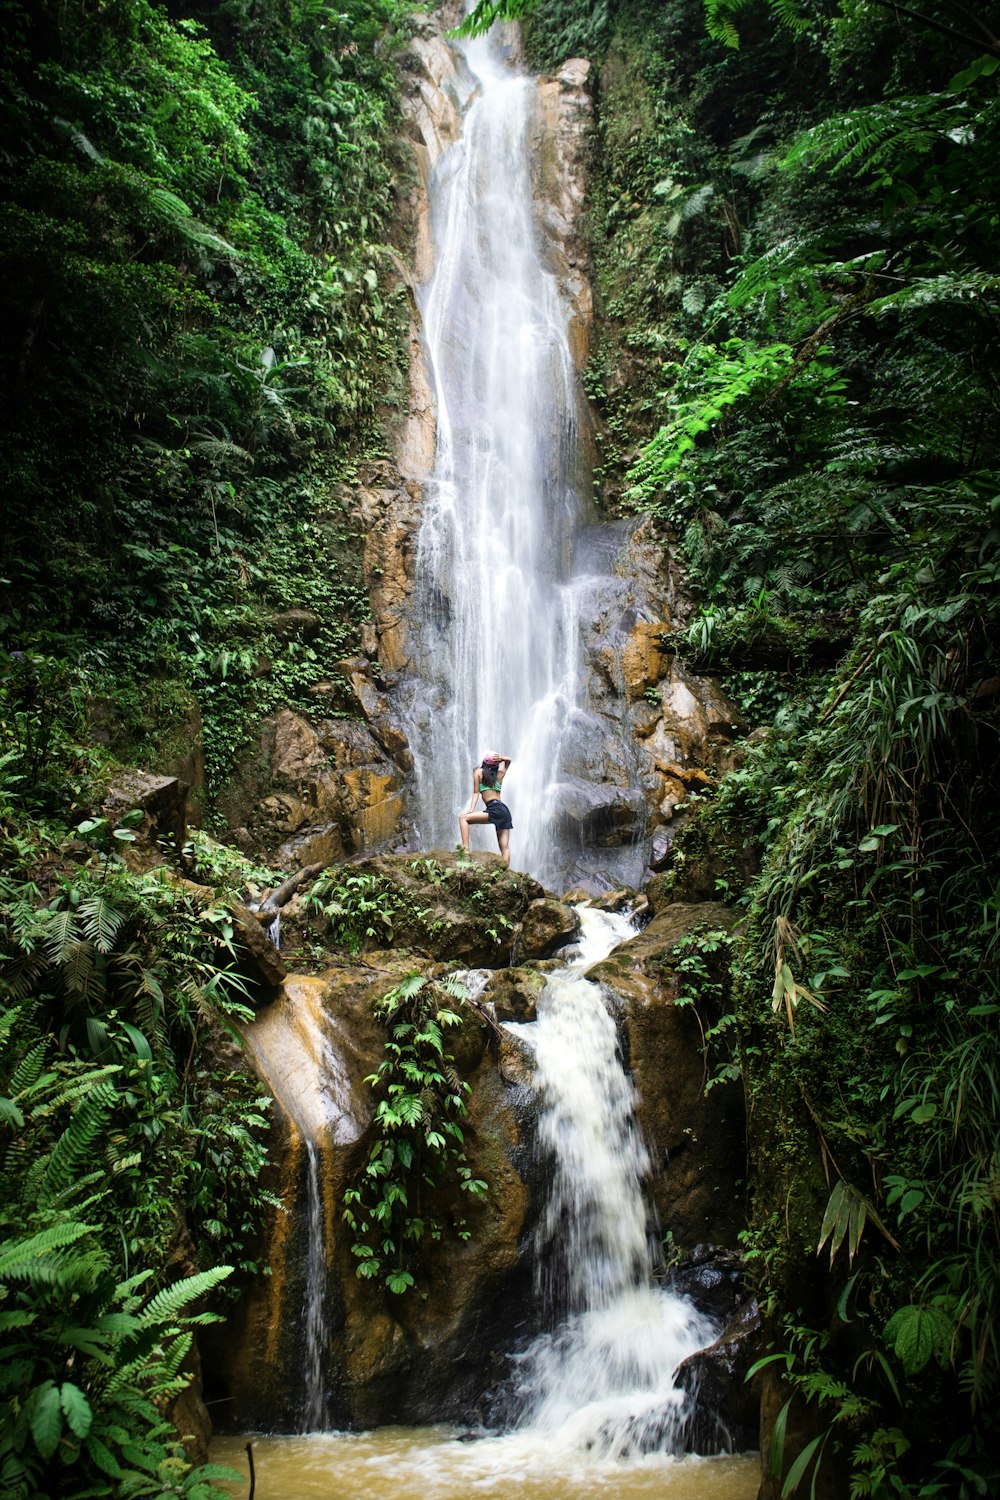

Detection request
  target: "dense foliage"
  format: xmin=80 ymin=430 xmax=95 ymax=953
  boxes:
xmin=0 ymin=0 xmax=411 ymax=796
xmin=342 ymin=972 xmax=487 ymax=1296
xmin=517 ymin=0 xmax=1000 ymax=1491
xmin=0 ymin=0 xmax=414 ymax=1491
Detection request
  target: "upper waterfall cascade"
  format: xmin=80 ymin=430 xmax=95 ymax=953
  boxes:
xmin=405 ymin=29 xmax=643 ymax=891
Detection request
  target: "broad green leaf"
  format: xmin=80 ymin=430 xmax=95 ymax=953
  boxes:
xmin=29 ymin=1380 xmax=63 ymax=1459
xmin=60 ymin=1380 xmax=93 ymax=1438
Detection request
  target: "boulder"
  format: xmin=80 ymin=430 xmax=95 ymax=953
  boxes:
xmin=514 ymin=898 xmax=581 ymax=961
xmin=675 ymin=1290 xmax=762 ymax=1453
xmin=156 ymin=876 xmax=287 ymax=1003
xmin=102 ymin=771 xmax=189 ymax=854
xmin=333 ymin=852 xmax=545 ymax=966
xmin=482 ymin=966 xmax=547 ymax=1023
xmin=591 ymin=887 xmax=638 ymax=913
xmin=268 ymin=609 xmax=323 ymax=642
xmin=228 ymin=901 xmax=287 ymax=1002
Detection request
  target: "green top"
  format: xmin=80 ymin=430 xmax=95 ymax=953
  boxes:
xmin=480 ymin=770 xmax=503 ymax=793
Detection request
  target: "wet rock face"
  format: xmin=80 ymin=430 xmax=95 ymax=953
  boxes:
xmin=566 ymin=520 xmax=747 ymax=868
xmin=533 ymin=59 xmax=595 ymax=374
xmin=675 ymin=1286 xmax=762 ymax=1454
xmin=513 ymin=898 xmax=582 ymax=961
xmin=204 ymin=944 xmax=538 ymax=1431
xmin=220 ymin=708 xmax=414 ymax=867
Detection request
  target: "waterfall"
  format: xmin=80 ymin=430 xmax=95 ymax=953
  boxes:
xmin=405 ymin=28 xmax=594 ymax=890
xmin=506 ymin=908 xmax=715 ymax=1454
xmin=300 ymin=1142 xmax=328 ymax=1432
xmin=240 ymin=978 xmax=360 ymax=1432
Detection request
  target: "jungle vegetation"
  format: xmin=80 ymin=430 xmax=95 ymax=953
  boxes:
xmin=1 ymin=0 xmax=998 ymax=1496
xmin=0 ymin=0 xmax=412 ymax=1493
xmin=513 ymin=0 xmax=999 ymax=1492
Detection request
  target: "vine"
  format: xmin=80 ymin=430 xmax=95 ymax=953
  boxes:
xmin=342 ymin=973 xmax=487 ymax=1295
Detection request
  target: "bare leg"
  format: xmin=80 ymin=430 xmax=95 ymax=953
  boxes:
xmin=459 ymin=810 xmax=490 ymax=851
xmin=497 ymin=828 xmax=510 ymax=866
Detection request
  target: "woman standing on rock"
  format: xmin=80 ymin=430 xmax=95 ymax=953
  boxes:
xmin=459 ymin=752 xmax=514 ymax=865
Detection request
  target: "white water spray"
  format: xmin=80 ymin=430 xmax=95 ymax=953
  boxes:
xmin=507 ymin=908 xmax=715 ymax=1454
xmin=406 ymin=30 xmax=592 ymax=887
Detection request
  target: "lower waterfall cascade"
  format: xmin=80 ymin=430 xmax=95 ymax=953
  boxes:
xmin=214 ymin=905 xmax=756 ymax=1496
xmin=504 ymin=907 xmax=715 ymax=1454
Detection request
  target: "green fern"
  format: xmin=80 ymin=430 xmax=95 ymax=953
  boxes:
xmin=42 ymin=907 xmax=78 ymax=966
xmin=35 ymin=1079 xmax=118 ymax=1208
xmin=137 ymin=1265 xmax=233 ymax=1328
xmin=782 ymin=95 xmax=959 ymax=178
xmin=78 ymin=892 xmax=127 ymax=954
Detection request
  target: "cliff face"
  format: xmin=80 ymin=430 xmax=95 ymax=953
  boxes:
xmin=204 ymin=853 xmax=751 ymax=1433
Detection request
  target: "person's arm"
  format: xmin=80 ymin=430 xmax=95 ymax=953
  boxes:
xmin=466 ymin=766 xmax=482 ymax=813
xmin=496 ymin=755 xmax=513 ymax=785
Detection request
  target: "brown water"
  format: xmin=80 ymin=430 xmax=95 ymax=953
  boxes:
xmin=212 ymin=1429 xmax=759 ymax=1500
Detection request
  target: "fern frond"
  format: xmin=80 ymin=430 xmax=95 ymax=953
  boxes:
xmin=78 ymin=893 xmax=127 ymax=955
xmin=137 ymin=1265 xmax=232 ymax=1327
xmin=30 ymin=1065 xmax=121 ymax=1119
xmin=62 ymin=938 xmax=98 ymax=1000
xmin=704 ymin=0 xmax=747 ymax=47
xmin=143 ymin=184 xmax=238 ymax=258
xmin=8 ymin=1040 xmax=49 ymax=1099
xmin=38 ymin=1082 xmax=117 ymax=1207
xmin=684 ymin=184 xmax=715 ymax=222
xmin=0 ymin=1002 xmax=26 ymax=1048
xmin=0 ymin=1221 xmax=95 ymax=1279
xmin=782 ymin=94 xmax=958 ymax=178
xmin=1 ymin=949 xmax=49 ymax=999
xmin=42 ymin=909 xmax=79 ymax=966
xmin=868 ymin=271 xmax=1000 ymax=315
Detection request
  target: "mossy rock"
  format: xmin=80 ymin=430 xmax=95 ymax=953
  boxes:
xmin=341 ymin=851 xmax=545 ymax=967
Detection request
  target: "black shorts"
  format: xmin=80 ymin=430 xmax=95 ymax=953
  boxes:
xmin=485 ymin=799 xmax=513 ymax=831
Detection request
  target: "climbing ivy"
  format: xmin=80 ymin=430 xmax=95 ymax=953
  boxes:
xmin=343 ymin=973 xmax=487 ymax=1295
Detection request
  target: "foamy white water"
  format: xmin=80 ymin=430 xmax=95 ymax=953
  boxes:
xmin=405 ymin=27 xmax=592 ymax=888
xmin=506 ymin=908 xmax=714 ymax=1454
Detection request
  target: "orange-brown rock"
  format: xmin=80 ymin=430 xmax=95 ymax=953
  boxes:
xmin=219 ymin=709 xmax=413 ymax=865
xmin=620 ymin=619 xmax=671 ymax=702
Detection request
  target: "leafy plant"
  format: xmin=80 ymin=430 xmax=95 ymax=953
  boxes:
xmin=0 ymin=1008 xmax=243 ymax=1499
xmin=342 ymin=972 xmax=487 ymax=1294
